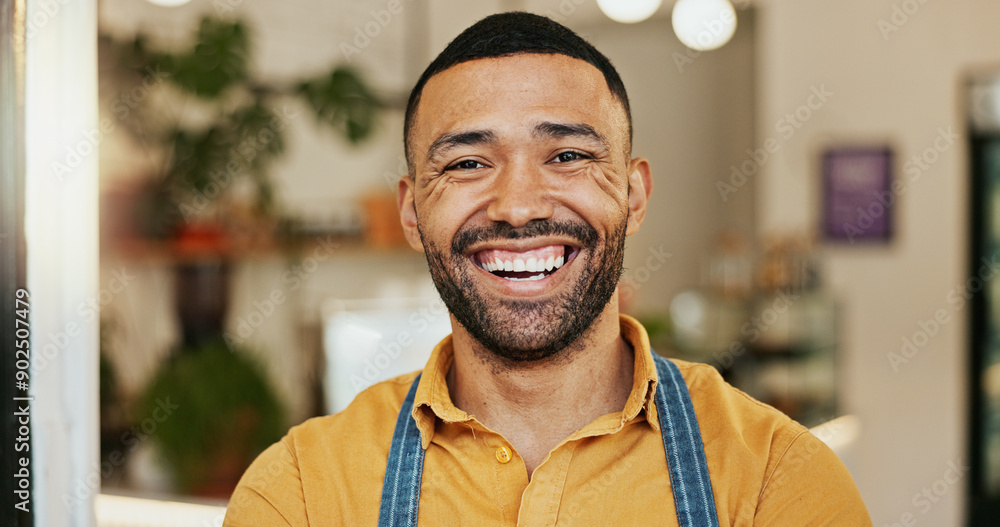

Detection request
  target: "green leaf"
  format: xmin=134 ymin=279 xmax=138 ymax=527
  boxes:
xmin=163 ymin=17 xmax=250 ymax=99
xmin=297 ymin=67 xmax=380 ymax=144
xmin=137 ymin=340 xmax=286 ymax=493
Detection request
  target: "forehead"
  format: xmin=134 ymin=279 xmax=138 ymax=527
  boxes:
xmin=412 ymin=53 xmax=628 ymax=155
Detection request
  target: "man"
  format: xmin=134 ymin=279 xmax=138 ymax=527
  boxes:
xmin=225 ymin=12 xmax=871 ymax=526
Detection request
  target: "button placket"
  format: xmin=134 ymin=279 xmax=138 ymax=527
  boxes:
xmin=516 ymin=441 xmax=577 ymax=526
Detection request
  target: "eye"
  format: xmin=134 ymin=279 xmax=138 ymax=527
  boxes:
xmin=551 ymin=151 xmax=590 ymax=163
xmin=445 ymin=159 xmax=486 ymax=171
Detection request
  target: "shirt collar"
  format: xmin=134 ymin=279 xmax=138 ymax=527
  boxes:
xmin=411 ymin=314 xmax=661 ymax=449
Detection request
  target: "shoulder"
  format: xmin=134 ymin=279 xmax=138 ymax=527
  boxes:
xmin=226 ymin=371 xmax=421 ymax=524
xmin=670 ymin=358 xmax=806 ymax=448
xmin=669 ymin=359 xmax=870 ymax=523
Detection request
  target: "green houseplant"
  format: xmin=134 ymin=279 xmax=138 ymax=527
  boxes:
xmin=136 ymin=339 xmax=285 ymax=496
xmin=102 ymin=15 xmax=380 ymax=236
xmin=104 ymin=15 xmax=379 ymax=496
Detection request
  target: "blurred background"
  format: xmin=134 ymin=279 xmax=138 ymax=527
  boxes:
xmin=4 ymin=0 xmax=1000 ymax=525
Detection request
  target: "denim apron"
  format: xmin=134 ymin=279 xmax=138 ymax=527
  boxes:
xmin=377 ymin=353 xmax=719 ymax=526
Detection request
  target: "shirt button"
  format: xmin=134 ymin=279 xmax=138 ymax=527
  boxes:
xmin=495 ymin=445 xmax=512 ymax=464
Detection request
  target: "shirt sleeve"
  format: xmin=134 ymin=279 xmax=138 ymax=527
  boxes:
xmin=753 ymin=430 xmax=873 ymax=526
xmin=223 ymin=439 xmax=308 ymax=527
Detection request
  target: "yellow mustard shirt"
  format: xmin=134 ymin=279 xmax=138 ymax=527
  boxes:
xmin=224 ymin=315 xmax=872 ymax=526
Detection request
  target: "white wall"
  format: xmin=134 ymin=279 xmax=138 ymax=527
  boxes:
xmin=753 ymin=0 xmax=997 ymax=524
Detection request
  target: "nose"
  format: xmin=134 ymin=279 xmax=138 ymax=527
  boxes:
xmin=485 ymin=162 xmax=555 ymax=227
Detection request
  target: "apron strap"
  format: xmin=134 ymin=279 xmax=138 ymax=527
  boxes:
xmin=377 ymin=373 xmax=424 ymax=527
xmin=652 ymin=352 xmax=720 ymax=527
xmin=378 ymin=355 xmax=720 ymax=526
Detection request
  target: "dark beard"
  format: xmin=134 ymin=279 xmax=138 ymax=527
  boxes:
xmin=419 ymin=218 xmax=627 ymax=363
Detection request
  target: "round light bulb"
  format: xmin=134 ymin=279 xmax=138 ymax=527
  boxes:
xmin=670 ymin=290 xmax=706 ymax=332
xmin=146 ymin=0 xmax=192 ymax=6
xmin=597 ymin=0 xmax=663 ymax=24
xmin=671 ymin=0 xmax=737 ymax=51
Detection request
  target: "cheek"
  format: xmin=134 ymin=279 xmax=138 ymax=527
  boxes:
xmin=416 ymin=187 xmax=480 ymax=246
xmin=553 ymin=166 xmax=629 ymax=219
xmin=424 ymin=175 xmax=495 ymax=212
xmin=590 ymin=165 xmax=629 ymax=204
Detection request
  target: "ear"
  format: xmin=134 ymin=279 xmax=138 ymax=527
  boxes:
xmin=625 ymin=157 xmax=653 ymax=236
xmin=397 ymin=176 xmax=425 ymax=252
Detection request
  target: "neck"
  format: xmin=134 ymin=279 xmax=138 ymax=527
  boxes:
xmin=446 ymin=302 xmax=635 ymax=477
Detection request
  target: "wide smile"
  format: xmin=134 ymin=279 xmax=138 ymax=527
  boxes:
xmin=466 ymin=240 xmax=583 ymax=286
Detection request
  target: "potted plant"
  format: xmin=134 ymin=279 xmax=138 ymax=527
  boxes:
xmin=136 ymin=339 xmax=285 ymax=497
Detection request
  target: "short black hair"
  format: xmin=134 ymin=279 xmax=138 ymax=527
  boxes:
xmin=403 ymin=11 xmax=632 ymax=170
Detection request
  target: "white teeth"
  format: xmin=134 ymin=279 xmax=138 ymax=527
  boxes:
xmin=506 ymin=273 xmax=546 ymax=281
xmin=478 ymin=251 xmax=568 ymax=275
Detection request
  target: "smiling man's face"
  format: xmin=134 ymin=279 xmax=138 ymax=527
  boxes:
xmin=399 ymin=52 xmax=650 ymax=363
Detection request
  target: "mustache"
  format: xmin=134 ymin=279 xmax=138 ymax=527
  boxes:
xmin=451 ymin=219 xmax=598 ymax=255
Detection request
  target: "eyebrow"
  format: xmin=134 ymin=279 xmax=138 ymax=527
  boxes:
xmin=425 ymin=130 xmax=498 ymax=164
xmin=532 ymin=121 xmax=610 ymax=152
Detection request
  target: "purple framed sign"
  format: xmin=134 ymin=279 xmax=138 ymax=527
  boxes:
xmin=821 ymin=147 xmax=894 ymax=244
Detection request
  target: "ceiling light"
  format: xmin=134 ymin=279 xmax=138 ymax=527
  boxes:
xmin=672 ymin=0 xmax=737 ymax=51
xmin=597 ymin=0 xmax=663 ymax=24
xmin=146 ymin=0 xmax=192 ymax=7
